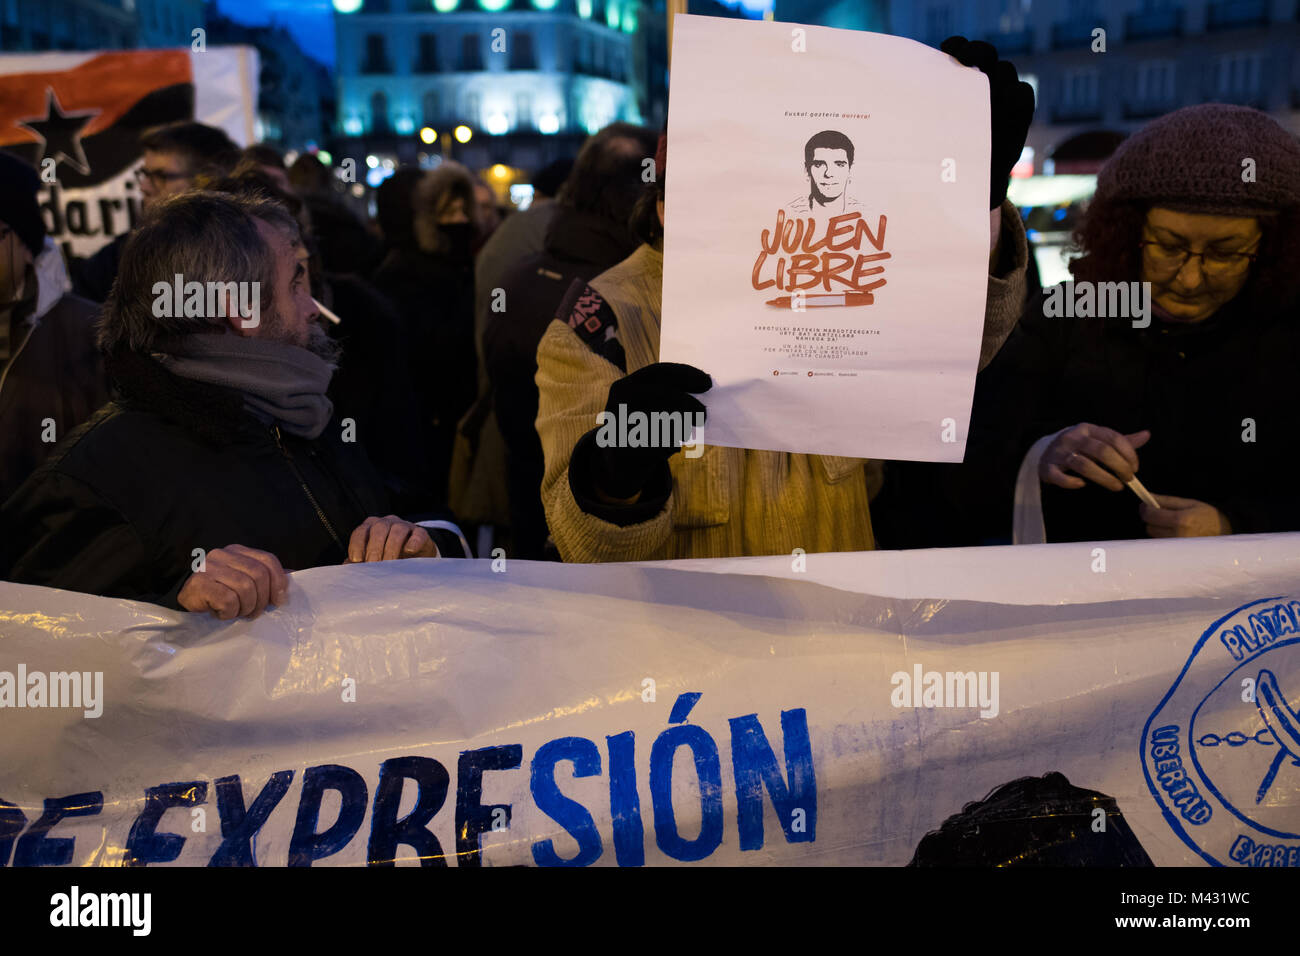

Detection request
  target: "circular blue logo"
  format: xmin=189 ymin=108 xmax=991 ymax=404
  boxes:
xmin=1142 ymin=597 xmax=1300 ymax=866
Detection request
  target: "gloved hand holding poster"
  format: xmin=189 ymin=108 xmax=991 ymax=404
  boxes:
xmin=660 ymin=15 xmax=993 ymax=461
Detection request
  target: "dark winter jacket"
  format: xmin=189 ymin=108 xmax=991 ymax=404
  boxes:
xmin=323 ymin=271 xmax=434 ymax=514
xmin=483 ymin=206 xmax=643 ymax=558
xmin=70 ymin=233 xmax=128 ymax=303
xmin=0 ymin=292 xmax=108 ymax=503
xmin=372 ymin=244 xmax=477 ymax=507
xmin=970 ymin=285 xmax=1300 ymax=543
xmin=0 ymin=347 xmax=407 ymax=607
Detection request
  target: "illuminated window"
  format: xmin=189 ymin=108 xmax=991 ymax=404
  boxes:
xmin=423 ymin=90 xmax=441 ymax=125
xmin=460 ymin=34 xmax=483 ymax=70
xmin=370 ymin=91 xmax=390 ymax=133
xmin=417 ymin=34 xmax=439 ymax=72
xmin=510 ymin=32 xmax=536 ymax=69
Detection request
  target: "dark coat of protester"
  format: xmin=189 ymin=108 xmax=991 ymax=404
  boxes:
xmin=70 ymin=232 xmax=128 ymax=303
xmin=322 ymin=271 xmax=434 ymax=514
xmin=971 ymin=287 xmax=1300 ymax=542
xmin=0 ymin=250 xmax=108 ymax=503
xmin=0 ymin=348 xmax=392 ymax=607
xmin=371 ymin=167 xmax=478 ymax=508
xmin=484 ymin=205 xmax=645 ymax=558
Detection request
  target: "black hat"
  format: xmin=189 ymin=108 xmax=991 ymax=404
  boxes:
xmin=0 ymin=151 xmax=47 ymax=258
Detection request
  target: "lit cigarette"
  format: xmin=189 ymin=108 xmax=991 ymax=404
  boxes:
xmin=1126 ymin=476 xmax=1161 ymax=509
xmin=313 ymin=297 xmax=341 ymax=325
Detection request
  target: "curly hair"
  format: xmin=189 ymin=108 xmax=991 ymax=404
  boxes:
xmin=1068 ymin=196 xmax=1300 ymax=316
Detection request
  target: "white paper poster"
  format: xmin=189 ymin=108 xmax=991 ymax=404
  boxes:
xmin=660 ymin=15 xmax=991 ymax=461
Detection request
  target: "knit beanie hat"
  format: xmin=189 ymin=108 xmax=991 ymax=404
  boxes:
xmin=1093 ymin=104 xmax=1300 ymax=216
xmin=0 ymin=151 xmax=47 ymax=258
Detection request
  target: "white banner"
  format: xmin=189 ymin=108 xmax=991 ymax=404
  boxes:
xmin=0 ymin=46 xmax=258 ymax=259
xmin=660 ymin=15 xmax=990 ymax=461
xmin=1 ymin=535 xmax=1298 ymax=867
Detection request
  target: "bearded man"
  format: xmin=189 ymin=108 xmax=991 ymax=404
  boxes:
xmin=1 ymin=191 xmax=451 ymax=618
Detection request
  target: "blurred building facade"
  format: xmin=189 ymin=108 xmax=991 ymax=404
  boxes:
xmin=0 ymin=0 xmax=206 ymax=51
xmin=882 ymin=0 xmax=1300 ymax=171
xmin=207 ymin=12 xmax=335 ymax=150
xmin=332 ymin=0 xmax=646 ymax=173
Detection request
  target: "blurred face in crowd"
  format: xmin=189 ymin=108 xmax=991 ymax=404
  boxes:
xmin=137 ymin=149 xmax=196 ymax=210
xmin=0 ymin=220 xmax=34 ymax=308
xmin=240 ymin=218 xmax=322 ymax=352
xmin=473 ymin=182 xmax=500 ymax=233
xmin=437 ymin=195 xmax=470 ymax=225
xmin=1140 ymin=207 xmax=1262 ymax=323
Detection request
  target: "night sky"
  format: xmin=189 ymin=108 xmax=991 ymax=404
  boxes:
xmin=216 ymin=0 xmax=337 ymax=68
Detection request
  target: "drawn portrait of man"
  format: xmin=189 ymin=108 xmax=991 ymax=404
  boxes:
xmin=786 ymin=129 xmax=866 ymax=216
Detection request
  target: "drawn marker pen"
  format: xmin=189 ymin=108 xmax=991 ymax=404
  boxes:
xmin=765 ymin=291 xmax=874 ymax=308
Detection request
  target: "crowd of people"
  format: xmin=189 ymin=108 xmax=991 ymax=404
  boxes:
xmin=1 ymin=37 xmax=1298 ymax=620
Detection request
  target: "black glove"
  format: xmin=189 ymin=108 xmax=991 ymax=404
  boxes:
xmin=589 ymin=362 xmax=712 ymax=500
xmin=940 ymin=36 xmax=1036 ymax=211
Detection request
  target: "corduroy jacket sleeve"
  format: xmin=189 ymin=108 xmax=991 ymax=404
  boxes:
xmin=535 ymin=319 xmax=677 ymax=562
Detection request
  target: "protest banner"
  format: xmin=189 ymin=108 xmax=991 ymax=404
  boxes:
xmin=659 ymin=15 xmax=991 ymax=461
xmin=0 ymin=46 xmax=258 ymax=260
xmin=1 ymin=534 xmax=1297 ymax=867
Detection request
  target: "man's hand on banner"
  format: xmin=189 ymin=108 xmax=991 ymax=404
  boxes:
xmin=177 ymin=544 xmax=290 ymax=620
xmin=346 ymin=515 xmax=440 ymax=563
xmin=591 ymin=362 xmax=712 ymax=501
xmin=940 ymin=36 xmax=1036 ymax=211
xmin=1141 ymin=496 xmax=1233 ymax=538
xmin=1039 ymin=423 xmax=1151 ymax=491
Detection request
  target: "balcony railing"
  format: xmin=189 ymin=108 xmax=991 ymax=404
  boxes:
xmin=1124 ymin=9 xmax=1183 ymax=42
xmin=1206 ymin=0 xmax=1269 ymax=30
xmin=985 ymin=28 xmax=1032 ymax=56
xmin=1052 ymin=19 xmax=1106 ymax=50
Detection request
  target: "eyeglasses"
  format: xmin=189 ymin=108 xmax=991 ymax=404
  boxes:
xmin=1138 ymin=238 xmax=1259 ymax=277
xmin=134 ymin=166 xmax=189 ymax=187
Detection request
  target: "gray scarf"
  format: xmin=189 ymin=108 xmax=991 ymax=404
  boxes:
xmin=153 ymin=333 xmax=335 ymax=439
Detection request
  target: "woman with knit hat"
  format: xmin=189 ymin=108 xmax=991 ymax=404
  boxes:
xmin=973 ymin=103 xmax=1300 ymax=543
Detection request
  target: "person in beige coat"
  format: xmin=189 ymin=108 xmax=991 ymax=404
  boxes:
xmin=536 ymin=38 xmax=1034 ymax=564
